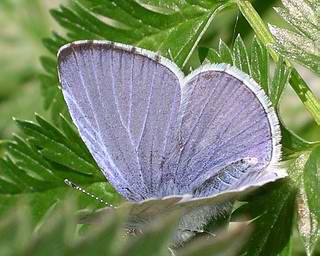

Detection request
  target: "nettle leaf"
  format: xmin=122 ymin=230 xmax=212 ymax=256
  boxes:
xmin=40 ymin=33 xmax=69 ymax=123
xmin=233 ymin=36 xmax=251 ymax=75
xmin=237 ymin=0 xmax=320 ymax=126
xmin=40 ymin=0 xmax=233 ymax=118
xmin=0 ymin=115 xmax=122 ymax=222
xmin=295 ymin=146 xmax=320 ymax=256
xmin=233 ymin=181 xmax=296 ymax=256
xmin=270 ymin=57 xmax=291 ymax=107
xmin=269 ymin=0 xmax=320 ymax=75
xmin=134 ymin=0 xmax=187 ymax=15
xmin=280 ymin=126 xmax=315 ymax=159
xmin=250 ymin=38 xmax=269 ymax=93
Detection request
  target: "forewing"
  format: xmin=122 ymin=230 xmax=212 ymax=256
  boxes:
xmin=172 ymin=65 xmax=281 ymax=193
xmin=58 ymin=41 xmax=182 ymax=200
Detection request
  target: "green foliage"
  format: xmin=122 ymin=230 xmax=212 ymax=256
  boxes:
xmin=269 ymin=0 xmax=320 ymax=76
xmin=0 ymin=114 xmax=121 ymax=222
xmin=1 ymin=0 xmax=320 ymax=255
xmin=237 ymin=0 xmax=320 ymax=126
xmin=233 ymin=182 xmax=296 ymax=256
xmin=0 ymin=198 xmax=248 ymax=256
xmin=293 ymin=146 xmax=320 ymax=256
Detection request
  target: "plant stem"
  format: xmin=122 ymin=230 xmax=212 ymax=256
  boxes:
xmin=237 ymin=0 xmax=320 ymax=125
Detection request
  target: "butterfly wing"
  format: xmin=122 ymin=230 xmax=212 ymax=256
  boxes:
xmin=58 ymin=41 xmax=182 ymax=201
xmin=170 ymin=64 xmax=282 ymax=194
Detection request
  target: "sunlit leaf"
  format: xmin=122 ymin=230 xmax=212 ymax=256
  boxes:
xmin=296 ymin=146 xmax=320 ymax=256
xmin=233 ymin=35 xmax=250 ymax=75
xmin=237 ymin=0 xmax=320 ymax=125
xmin=218 ymin=39 xmax=233 ymax=64
xmin=269 ymin=0 xmax=320 ymax=75
xmin=250 ymin=37 xmax=269 ymax=94
xmin=270 ymin=57 xmax=291 ymax=107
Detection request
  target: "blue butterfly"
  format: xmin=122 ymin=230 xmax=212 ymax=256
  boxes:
xmin=58 ymin=40 xmax=286 ymax=244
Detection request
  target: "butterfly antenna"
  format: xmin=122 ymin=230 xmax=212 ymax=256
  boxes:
xmin=64 ymin=179 xmax=114 ymax=208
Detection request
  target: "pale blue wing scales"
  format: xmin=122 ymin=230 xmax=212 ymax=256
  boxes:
xmin=104 ymin=47 xmax=181 ymax=196
xmin=173 ymin=66 xmax=279 ymax=194
xmin=133 ymin=63 xmax=181 ymax=194
xmin=59 ymin=44 xmax=142 ymax=200
xmin=58 ymin=41 xmax=182 ymax=200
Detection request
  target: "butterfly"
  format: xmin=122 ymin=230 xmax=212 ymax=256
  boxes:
xmin=57 ymin=40 xmax=286 ymax=245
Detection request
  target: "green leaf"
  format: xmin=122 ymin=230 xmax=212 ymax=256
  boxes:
xmin=295 ymin=146 xmax=320 ymax=256
xmin=38 ymin=73 xmax=68 ymax=124
xmin=269 ymin=0 xmax=320 ymax=76
xmin=234 ymin=181 xmax=296 ymax=256
xmin=280 ymin=125 xmax=315 ymax=159
xmin=70 ymin=212 xmax=123 ymax=256
xmin=203 ymin=47 xmax=222 ymax=64
xmin=0 ymin=201 xmax=31 ymax=255
xmin=280 ymin=144 xmax=320 ymax=256
xmin=134 ymin=0 xmax=187 ymax=15
xmin=237 ymin=0 xmax=320 ymax=125
xmin=250 ymin=37 xmax=269 ymax=94
xmin=0 ymin=115 xmax=122 ymax=224
xmin=14 ymin=115 xmax=100 ymax=178
xmin=218 ymin=39 xmax=233 ymax=64
xmin=278 ymin=235 xmax=292 ymax=256
xmin=0 ymin=198 xmax=250 ymax=255
xmin=198 ymin=47 xmax=210 ymax=64
xmin=75 ymin=0 xmax=232 ymax=67
xmin=26 ymin=198 xmax=78 ymax=256
xmin=233 ymin=140 xmax=319 ymax=256
xmin=270 ymin=57 xmax=291 ymax=107
xmin=304 ymin=146 xmax=320 ymax=223
xmin=233 ymin=35 xmax=250 ymax=75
